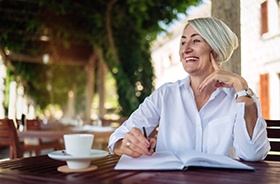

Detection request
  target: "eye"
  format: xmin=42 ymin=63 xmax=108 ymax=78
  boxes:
xmin=193 ymin=39 xmax=201 ymax=43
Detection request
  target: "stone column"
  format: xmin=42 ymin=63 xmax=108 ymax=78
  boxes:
xmin=211 ymin=0 xmax=241 ymax=75
xmin=85 ymin=52 xmax=96 ymax=124
xmin=98 ymin=57 xmax=106 ymax=118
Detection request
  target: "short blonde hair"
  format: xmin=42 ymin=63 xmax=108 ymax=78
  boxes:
xmin=185 ymin=17 xmax=238 ymax=63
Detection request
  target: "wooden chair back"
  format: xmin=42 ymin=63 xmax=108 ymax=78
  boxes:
xmin=0 ymin=118 xmax=23 ymax=159
xmin=265 ymin=119 xmax=280 ymax=161
xmin=23 ymin=119 xmax=62 ymax=156
xmin=25 ymin=119 xmax=41 ymax=130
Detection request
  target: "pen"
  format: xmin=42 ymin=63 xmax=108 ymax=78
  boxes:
xmin=143 ymin=127 xmax=148 ymax=139
xmin=143 ymin=127 xmax=152 ymax=152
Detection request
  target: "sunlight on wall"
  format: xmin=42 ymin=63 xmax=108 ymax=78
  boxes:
xmin=8 ymin=81 xmax=16 ymax=119
xmin=0 ymin=56 xmax=6 ymax=118
xmin=16 ymin=85 xmax=27 ymax=119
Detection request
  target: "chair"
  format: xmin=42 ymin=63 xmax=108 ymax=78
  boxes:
xmin=0 ymin=118 xmax=23 ymax=159
xmin=23 ymin=119 xmax=63 ymax=156
xmin=265 ymin=119 xmax=280 ymax=161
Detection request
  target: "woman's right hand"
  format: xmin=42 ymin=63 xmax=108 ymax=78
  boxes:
xmin=113 ymin=127 xmax=156 ymax=158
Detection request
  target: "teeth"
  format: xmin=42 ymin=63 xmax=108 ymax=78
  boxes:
xmin=185 ymin=57 xmax=198 ymax=61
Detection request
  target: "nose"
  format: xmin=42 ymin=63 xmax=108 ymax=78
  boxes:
xmin=180 ymin=42 xmax=193 ymax=54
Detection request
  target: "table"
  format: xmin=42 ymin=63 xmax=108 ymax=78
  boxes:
xmin=0 ymin=154 xmax=279 ymax=184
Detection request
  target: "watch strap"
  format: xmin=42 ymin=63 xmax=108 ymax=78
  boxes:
xmin=235 ymin=88 xmax=252 ymax=99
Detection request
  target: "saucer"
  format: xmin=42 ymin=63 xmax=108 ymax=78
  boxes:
xmin=48 ymin=149 xmax=108 ymax=161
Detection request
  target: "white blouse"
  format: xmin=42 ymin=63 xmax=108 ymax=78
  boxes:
xmin=108 ymin=76 xmax=270 ymax=161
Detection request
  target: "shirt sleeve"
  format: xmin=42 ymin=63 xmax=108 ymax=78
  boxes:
xmin=107 ymin=85 xmax=165 ymax=154
xmin=233 ymin=95 xmax=271 ymax=161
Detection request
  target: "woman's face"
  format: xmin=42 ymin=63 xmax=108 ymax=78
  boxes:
xmin=179 ymin=25 xmax=214 ymax=77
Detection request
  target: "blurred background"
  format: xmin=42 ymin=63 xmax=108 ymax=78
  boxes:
xmin=0 ymin=0 xmax=279 ymax=126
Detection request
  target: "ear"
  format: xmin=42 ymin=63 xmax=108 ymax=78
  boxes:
xmin=210 ymin=51 xmax=219 ymax=62
xmin=210 ymin=50 xmax=217 ymax=57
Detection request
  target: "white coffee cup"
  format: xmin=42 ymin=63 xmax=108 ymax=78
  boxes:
xmin=63 ymin=134 xmax=94 ymax=169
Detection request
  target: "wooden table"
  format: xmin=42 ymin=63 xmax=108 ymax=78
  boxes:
xmin=0 ymin=154 xmax=279 ymax=184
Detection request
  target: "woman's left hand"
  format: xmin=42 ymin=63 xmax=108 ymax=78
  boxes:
xmin=198 ymin=53 xmax=247 ymax=92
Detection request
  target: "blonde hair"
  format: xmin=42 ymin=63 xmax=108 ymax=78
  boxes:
xmin=185 ymin=17 xmax=238 ymax=63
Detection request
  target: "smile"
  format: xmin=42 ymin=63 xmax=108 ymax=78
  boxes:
xmin=185 ymin=57 xmax=198 ymax=61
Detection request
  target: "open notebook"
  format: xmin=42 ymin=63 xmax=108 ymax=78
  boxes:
xmin=114 ymin=150 xmax=254 ymax=171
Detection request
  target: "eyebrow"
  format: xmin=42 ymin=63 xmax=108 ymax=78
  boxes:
xmin=181 ymin=33 xmax=200 ymax=39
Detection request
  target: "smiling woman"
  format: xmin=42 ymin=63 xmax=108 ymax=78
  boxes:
xmin=108 ymin=17 xmax=270 ymax=162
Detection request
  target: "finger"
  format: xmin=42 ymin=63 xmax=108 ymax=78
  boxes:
xmin=210 ymin=52 xmax=220 ymax=71
xmin=122 ymin=145 xmax=142 ymax=158
xmin=130 ymin=127 xmax=150 ymax=146
xmin=198 ymin=54 xmax=222 ymax=92
xmin=122 ymin=138 xmax=143 ymax=158
xmin=148 ymin=137 xmax=157 ymax=153
xmin=197 ymin=74 xmax=215 ymax=92
xmin=126 ymin=128 xmax=150 ymax=154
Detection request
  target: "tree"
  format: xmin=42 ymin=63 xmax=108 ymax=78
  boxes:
xmin=0 ymin=0 xmax=202 ymax=117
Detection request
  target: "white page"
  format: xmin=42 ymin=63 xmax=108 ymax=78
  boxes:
xmin=176 ymin=150 xmax=254 ymax=171
xmin=114 ymin=150 xmax=254 ymax=171
xmin=114 ymin=151 xmax=185 ymax=170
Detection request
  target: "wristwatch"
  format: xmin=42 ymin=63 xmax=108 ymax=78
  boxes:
xmin=235 ymin=88 xmax=254 ymax=99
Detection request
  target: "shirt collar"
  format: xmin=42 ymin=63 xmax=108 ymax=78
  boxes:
xmin=178 ymin=75 xmax=190 ymax=88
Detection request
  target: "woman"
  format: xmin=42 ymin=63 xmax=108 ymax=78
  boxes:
xmin=108 ymin=17 xmax=270 ymax=161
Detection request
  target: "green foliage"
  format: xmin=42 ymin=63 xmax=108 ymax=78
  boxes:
xmin=0 ymin=0 xmax=202 ymax=117
xmin=102 ymin=0 xmax=202 ymax=116
xmin=11 ymin=62 xmax=86 ymax=113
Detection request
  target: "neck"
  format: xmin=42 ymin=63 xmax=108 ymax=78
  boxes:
xmin=189 ymin=76 xmax=215 ymax=97
xmin=189 ymin=75 xmax=216 ymax=111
